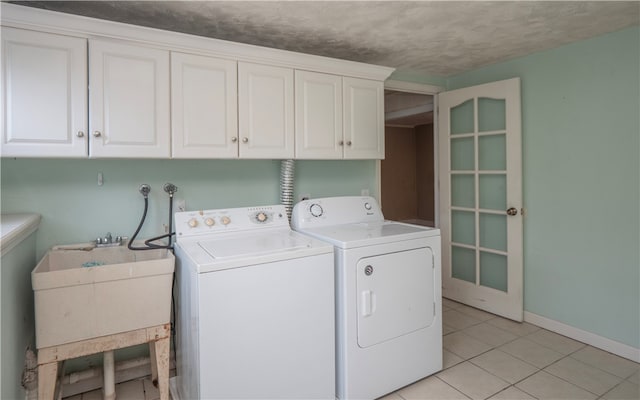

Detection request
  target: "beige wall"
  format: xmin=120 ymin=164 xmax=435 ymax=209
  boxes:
xmin=416 ymin=124 xmax=434 ymax=223
xmin=381 ymin=126 xmax=417 ymax=220
xmin=381 ymin=124 xmax=434 ymax=224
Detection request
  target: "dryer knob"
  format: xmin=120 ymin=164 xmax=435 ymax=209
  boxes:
xmin=188 ymin=218 xmax=198 ymax=228
xmin=205 ymin=217 xmax=215 ymax=226
xmin=221 ymin=216 xmax=231 ymax=225
xmin=309 ymin=203 xmax=323 ymax=217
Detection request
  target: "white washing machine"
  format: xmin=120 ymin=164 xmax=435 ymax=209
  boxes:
xmin=173 ymin=204 xmax=335 ymax=400
xmin=291 ymin=196 xmax=442 ymax=400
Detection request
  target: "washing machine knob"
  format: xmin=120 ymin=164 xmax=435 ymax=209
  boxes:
xmin=256 ymin=212 xmax=268 ymax=222
xmin=205 ymin=217 xmax=215 ymax=226
xmin=309 ymin=203 xmax=323 ymax=217
xmin=364 ymin=202 xmax=372 ymax=210
xmin=188 ymin=218 xmax=198 ymax=228
xmin=221 ymin=216 xmax=231 ymax=225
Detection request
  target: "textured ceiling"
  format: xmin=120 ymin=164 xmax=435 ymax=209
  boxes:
xmin=8 ymin=1 xmax=640 ymax=78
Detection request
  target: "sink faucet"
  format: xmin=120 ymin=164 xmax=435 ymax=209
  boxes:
xmin=95 ymin=233 xmax=128 ymax=247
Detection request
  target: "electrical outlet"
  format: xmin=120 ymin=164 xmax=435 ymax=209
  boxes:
xmin=176 ymin=199 xmax=186 ymax=212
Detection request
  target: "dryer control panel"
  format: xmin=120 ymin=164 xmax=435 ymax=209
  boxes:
xmin=175 ymin=205 xmax=288 ymax=238
xmin=291 ymin=196 xmax=384 ymax=229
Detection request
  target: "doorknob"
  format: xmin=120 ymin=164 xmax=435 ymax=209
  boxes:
xmin=506 ymin=207 xmax=518 ymax=216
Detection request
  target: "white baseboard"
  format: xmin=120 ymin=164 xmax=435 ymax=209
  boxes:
xmin=524 ymin=311 xmax=640 ymax=363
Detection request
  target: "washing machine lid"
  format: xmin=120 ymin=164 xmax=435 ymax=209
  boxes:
xmin=198 ymin=231 xmax=310 ymax=259
xmin=177 ymin=229 xmax=333 ymax=273
xmin=299 ymin=221 xmax=440 ymax=249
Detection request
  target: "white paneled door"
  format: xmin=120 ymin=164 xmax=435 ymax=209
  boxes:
xmin=438 ymin=78 xmax=523 ymax=321
xmin=89 ymin=39 xmax=170 ymax=158
xmin=238 ymin=62 xmax=294 ymax=159
xmin=1 ymin=27 xmax=87 ymax=157
xmin=294 ymin=70 xmax=343 ymax=159
xmin=343 ymin=77 xmax=385 ymax=159
xmin=171 ymin=52 xmax=238 ymax=158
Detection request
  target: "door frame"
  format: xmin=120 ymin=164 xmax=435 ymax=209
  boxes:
xmin=379 ymin=80 xmax=445 ymax=226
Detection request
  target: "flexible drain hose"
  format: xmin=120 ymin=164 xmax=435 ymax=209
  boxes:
xmin=280 ymin=159 xmax=295 ymax=221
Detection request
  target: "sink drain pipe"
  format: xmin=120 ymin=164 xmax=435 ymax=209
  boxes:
xmin=103 ymin=350 xmax=116 ymax=400
xmin=280 ymin=159 xmax=295 ymax=221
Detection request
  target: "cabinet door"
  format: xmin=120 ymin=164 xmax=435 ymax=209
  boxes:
xmin=343 ymin=77 xmax=385 ymax=159
xmin=171 ymin=52 xmax=238 ymax=158
xmin=295 ymin=70 xmax=343 ymax=159
xmin=89 ymin=40 xmax=170 ymax=158
xmin=238 ymin=62 xmax=294 ymax=159
xmin=1 ymin=27 xmax=87 ymax=157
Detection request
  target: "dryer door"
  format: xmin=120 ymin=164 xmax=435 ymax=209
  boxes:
xmin=356 ymin=247 xmax=435 ymax=348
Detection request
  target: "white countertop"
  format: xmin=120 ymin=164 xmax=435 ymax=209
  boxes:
xmin=1 ymin=213 xmax=41 ymax=257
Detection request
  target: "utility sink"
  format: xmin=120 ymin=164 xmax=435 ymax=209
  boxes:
xmin=32 ymin=243 xmax=174 ymax=349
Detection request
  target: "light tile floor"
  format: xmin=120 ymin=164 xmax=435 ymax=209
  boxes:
xmin=66 ymin=298 xmax=640 ymax=400
xmin=383 ymin=298 xmax=640 ymax=400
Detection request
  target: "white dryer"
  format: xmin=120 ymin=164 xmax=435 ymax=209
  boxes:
xmin=291 ymin=196 xmax=442 ymax=400
xmin=173 ymin=205 xmax=335 ymax=400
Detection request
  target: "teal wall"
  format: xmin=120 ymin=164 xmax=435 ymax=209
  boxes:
xmin=1 ymin=158 xmax=376 ymax=371
xmin=1 ymin=232 xmax=37 ymax=400
xmin=447 ymin=26 xmax=640 ymax=349
xmin=1 ymin=159 xmax=377 ymax=259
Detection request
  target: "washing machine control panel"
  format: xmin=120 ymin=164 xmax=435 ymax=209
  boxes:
xmin=175 ymin=205 xmax=289 ymax=238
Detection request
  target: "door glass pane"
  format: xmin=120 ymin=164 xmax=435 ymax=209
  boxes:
xmin=480 ymin=252 xmax=507 ymax=292
xmin=451 ymin=137 xmax=474 ymax=170
xmin=479 ymin=213 xmax=507 ymax=252
xmin=450 ymin=99 xmax=474 ymax=135
xmin=479 ymin=174 xmax=506 ymax=210
xmin=479 ymin=134 xmax=506 ymax=170
xmin=452 ymin=246 xmax=476 ymax=284
xmin=451 ymin=174 xmax=475 ymax=208
xmin=452 ymin=210 xmax=475 ymax=245
xmin=478 ymin=98 xmax=505 ymax=132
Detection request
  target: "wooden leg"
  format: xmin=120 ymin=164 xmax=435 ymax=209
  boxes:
xmin=149 ymin=340 xmax=158 ymax=386
xmin=151 ymin=337 xmax=170 ymax=400
xmin=37 ymin=362 xmax=58 ymax=400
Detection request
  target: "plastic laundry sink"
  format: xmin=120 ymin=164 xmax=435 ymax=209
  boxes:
xmin=32 ymin=243 xmax=174 ymax=349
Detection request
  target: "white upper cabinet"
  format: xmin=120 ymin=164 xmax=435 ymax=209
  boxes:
xmin=171 ymin=52 xmax=238 ymax=158
xmin=295 ymin=73 xmax=385 ymax=160
xmin=1 ymin=4 xmax=395 ymax=159
xmin=1 ymin=27 xmax=88 ymax=157
xmin=89 ymin=39 xmax=170 ymax=158
xmin=295 ymin=70 xmax=343 ymax=159
xmin=238 ymin=62 xmax=294 ymax=159
xmin=343 ymin=77 xmax=385 ymax=159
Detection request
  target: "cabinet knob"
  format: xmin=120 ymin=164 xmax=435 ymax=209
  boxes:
xmin=242 ymin=137 xmax=248 ymax=143
xmin=76 ymin=131 xmax=85 ymax=138
xmin=339 ymin=140 xmax=344 ymax=146
xmin=93 ymin=131 xmax=102 ymax=138
xmin=231 ymin=137 xmax=238 ymax=143
xmin=346 ymin=141 xmax=352 ymax=146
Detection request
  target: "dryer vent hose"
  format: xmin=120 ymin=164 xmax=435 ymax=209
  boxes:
xmin=280 ymin=159 xmax=295 ymax=221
